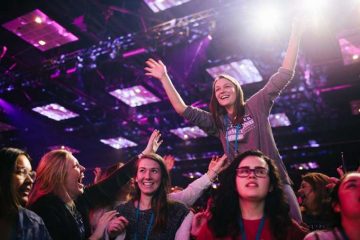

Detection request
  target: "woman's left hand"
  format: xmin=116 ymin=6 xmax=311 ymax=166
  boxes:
xmin=142 ymin=129 xmax=163 ymax=155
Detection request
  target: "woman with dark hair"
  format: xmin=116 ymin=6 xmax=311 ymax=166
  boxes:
xmin=108 ymin=153 xmax=191 ymax=240
xmin=304 ymin=172 xmax=360 ymax=240
xmin=144 ymin=19 xmax=305 ymax=222
xmin=196 ymin=150 xmax=307 ymax=240
xmin=0 ymin=147 xmax=51 ymax=240
xmin=298 ymin=172 xmax=334 ymax=230
xmin=28 ymin=130 xmax=162 ymax=240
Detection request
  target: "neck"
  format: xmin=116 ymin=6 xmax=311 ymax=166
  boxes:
xmin=139 ymin=194 xmax=152 ymax=210
xmin=226 ymin=106 xmax=235 ymax=118
xmin=341 ymin=217 xmax=360 ymax=240
xmin=239 ymin=199 xmax=265 ymax=220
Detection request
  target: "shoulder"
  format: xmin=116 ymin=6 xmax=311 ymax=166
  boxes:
xmin=304 ymin=228 xmax=341 ymax=240
xmin=169 ymin=201 xmax=189 ymax=217
xmin=19 ymin=207 xmax=46 ymax=225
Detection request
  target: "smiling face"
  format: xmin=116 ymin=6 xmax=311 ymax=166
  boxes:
xmin=13 ymin=155 xmax=35 ymax=206
xmin=64 ymin=155 xmax=85 ymax=200
xmin=214 ymin=78 xmax=237 ymax=109
xmin=135 ymin=158 xmax=162 ymax=197
xmin=236 ymin=156 xmax=271 ymax=202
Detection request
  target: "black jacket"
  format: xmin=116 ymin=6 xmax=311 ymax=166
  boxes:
xmin=29 ymin=157 xmax=136 ymax=240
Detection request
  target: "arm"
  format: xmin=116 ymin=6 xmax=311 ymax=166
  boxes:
xmin=175 ymin=211 xmax=194 ymax=240
xmin=168 ymin=155 xmax=228 ymax=207
xmin=281 ymin=18 xmax=304 ymax=71
xmin=145 ymin=58 xmax=188 ymax=115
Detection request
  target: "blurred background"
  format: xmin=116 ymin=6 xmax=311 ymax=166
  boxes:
xmin=0 ymin=0 xmax=359 ymax=187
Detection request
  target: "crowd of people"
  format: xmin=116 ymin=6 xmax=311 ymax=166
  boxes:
xmin=1 ymin=17 xmax=360 ymax=240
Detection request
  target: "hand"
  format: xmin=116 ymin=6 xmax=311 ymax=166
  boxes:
xmin=163 ymin=155 xmax=175 ymax=171
xmin=90 ymin=210 xmax=118 ymax=240
xmin=142 ymin=129 xmax=163 ymax=155
xmin=108 ymin=216 xmax=129 ymax=238
xmin=336 ymin=166 xmax=345 ymax=177
xmin=208 ymin=154 xmax=228 ymax=174
xmin=190 ymin=211 xmax=209 ymax=237
xmin=144 ymin=58 xmax=168 ymax=82
xmin=93 ymin=167 xmax=102 ymax=184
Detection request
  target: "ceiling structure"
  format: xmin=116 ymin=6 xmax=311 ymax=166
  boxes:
xmin=1 ymin=0 xmax=359 ymax=186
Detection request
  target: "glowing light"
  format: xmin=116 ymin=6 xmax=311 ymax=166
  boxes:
xmin=34 ymin=16 xmax=42 ymax=24
xmin=38 ymin=40 xmax=46 ymax=45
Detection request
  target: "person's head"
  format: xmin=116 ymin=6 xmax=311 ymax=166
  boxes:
xmin=134 ymin=153 xmax=170 ymax=200
xmin=298 ymin=172 xmax=331 ymax=215
xmin=330 ymin=172 xmax=360 ymax=226
xmin=0 ymin=147 xmax=35 ymax=215
xmin=28 ymin=149 xmax=85 ymax=205
xmin=210 ymin=74 xmax=245 ymax=128
xmin=133 ymin=153 xmax=170 ymax=232
xmin=209 ymin=150 xmax=290 ymax=239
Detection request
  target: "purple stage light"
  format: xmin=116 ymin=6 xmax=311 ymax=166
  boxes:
xmin=268 ymin=113 xmax=291 ymax=127
xmin=48 ymin=145 xmax=80 ymax=154
xmin=100 ymin=137 xmax=138 ymax=149
xmin=109 ymin=85 xmax=161 ymax=107
xmin=32 ymin=103 xmax=79 ymax=121
xmin=144 ymin=0 xmax=193 ymax=13
xmin=350 ymin=100 xmax=360 ymax=115
xmin=170 ymin=126 xmax=208 ymax=140
xmin=122 ymin=48 xmax=147 ymax=58
xmin=206 ymin=59 xmax=263 ymax=85
xmin=2 ymin=9 xmax=78 ymax=51
xmin=338 ymin=28 xmax=360 ymax=65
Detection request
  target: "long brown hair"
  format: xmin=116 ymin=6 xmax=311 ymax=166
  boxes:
xmin=209 ymin=74 xmax=245 ymax=129
xmin=28 ymin=149 xmax=72 ymax=206
xmin=301 ymin=172 xmax=332 ymax=216
xmin=133 ymin=153 xmax=171 ymax=233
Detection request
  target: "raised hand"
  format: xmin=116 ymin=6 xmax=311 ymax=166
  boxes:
xmin=163 ymin=154 xmax=175 ymax=171
xmin=144 ymin=58 xmax=168 ymax=81
xmin=190 ymin=211 xmax=209 ymax=237
xmin=142 ymin=129 xmax=163 ymax=155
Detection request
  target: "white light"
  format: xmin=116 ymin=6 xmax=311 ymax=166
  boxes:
xmin=38 ymin=40 xmax=46 ymax=45
xmin=254 ymin=6 xmax=281 ymax=32
xmin=352 ymin=54 xmax=359 ymax=60
xmin=34 ymin=16 xmax=42 ymax=24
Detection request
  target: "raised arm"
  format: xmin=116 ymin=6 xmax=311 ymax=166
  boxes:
xmin=281 ymin=18 xmax=305 ymax=71
xmin=145 ymin=58 xmax=188 ymax=115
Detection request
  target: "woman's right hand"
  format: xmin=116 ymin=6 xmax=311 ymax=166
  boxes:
xmin=90 ymin=210 xmax=118 ymax=240
xmin=144 ymin=58 xmax=168 ymax=82
xmin=107 ymin=215 xmax=129 ymax=238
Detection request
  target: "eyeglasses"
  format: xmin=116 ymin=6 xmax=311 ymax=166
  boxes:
xmin=236 ymin=167 xmax=268 ymax=178
xmin=14 ymin=168 xmax=37 ymax=181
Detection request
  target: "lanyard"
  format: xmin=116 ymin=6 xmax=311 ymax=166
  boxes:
xmin=225 ymin=116 xmax=241 ymax=155
xmin=238 ymin=215 xmax=266 ymax=240
xmin=134 ymin=201 xmax=154 ymax=240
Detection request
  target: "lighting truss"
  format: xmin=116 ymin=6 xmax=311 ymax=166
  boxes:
xmin=268 ymin=113 xmax=291 ymax=127
xmin=32 ymin=103 xmax=79 ymax=121
xmin=206 ymin=59 xmax=263 ymax=85
xmin=100 ymin=137 xmax=138 ymax=149
xmin=2 ymin=9 xmax=78 ymax=51
xmin=144 ymin=0 xmax=193 ymax=13
xmin=42 ymin=9 xmax=216 ymax=72
xmin=170 ymin=126 xmax=208 ymax=140
xmin=109 ymin=85 xmax=161 ymax=107
xmin=290 ymin=162 xmax=319 ymax=170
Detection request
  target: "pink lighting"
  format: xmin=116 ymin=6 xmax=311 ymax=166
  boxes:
xmin=2 ymin=9 xmax=78 ymax=51
xmin=0 ymin=122 xmax=16 ymax=132
xmin=338 ymin=28 xmax=360 ymax=65
xmin=66 ymin=67 xmax=77 ymax=74
xmin=32 ymin=103 xmax=79 ymax=121
xmin=109 ymin=85 xmax=161 ymax=107
xmin=268 ymin=113 xmax=291 ymax=127
xmin=122 ymin=48 xmax=147 ymax=58
xmin=170 ymin=126 xmax=208 ymax=140
xmin=206 ymin=59 xmax=263 ymax=85
xmin=100 ymin=137 xmax=138 ymax=149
